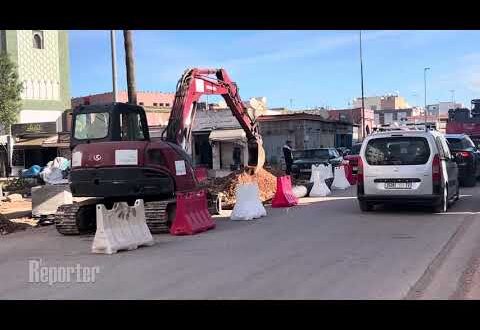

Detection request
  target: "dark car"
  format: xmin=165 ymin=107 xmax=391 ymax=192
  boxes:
xmin=290 ymin=148 xmax=343 ymax=179
xmin=445 ymin=134 xmax=480 ymax=187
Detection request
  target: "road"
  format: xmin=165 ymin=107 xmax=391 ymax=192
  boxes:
xmin=2 ymin=185 xmax=480 ymax=299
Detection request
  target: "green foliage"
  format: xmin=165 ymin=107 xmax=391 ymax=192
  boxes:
xmin=0 ymin=53 xmax=23 ymax=133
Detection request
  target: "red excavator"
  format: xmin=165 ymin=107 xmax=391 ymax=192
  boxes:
xmin=55 ymin=68 xmax=265 ymax=235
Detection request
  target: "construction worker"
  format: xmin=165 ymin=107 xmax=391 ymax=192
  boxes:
xmin=283 ymin=140 xmax=294 ymax=175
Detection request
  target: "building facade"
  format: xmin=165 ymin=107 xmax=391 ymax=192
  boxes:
xmin=258 ymin=113 xmax=353 ymax=168
xmin=374 ymin=107 xmax=423 ymax=126
xmin=0 ymin=30 xmax=71 ymax=176
xmin=353 ymin=94 xmax=410 ymax=111
xmin=1 ymin=30 xmax=70 ymax=126
xmin=327 ymin=107 xmax=375 ymax=138
xmin=71 ymin=91 xmax=175 ymax=109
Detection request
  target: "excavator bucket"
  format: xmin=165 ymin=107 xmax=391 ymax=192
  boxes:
xmin=247 ymin=140 xmax=266 ymax=174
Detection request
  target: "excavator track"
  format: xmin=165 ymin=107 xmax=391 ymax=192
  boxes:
xmin=55 ymin=198 xmax=177 ymax=235
xmin=144 ymin=199 xmax=176 ymax=234
xmin=55 ymin=200 xmax=98 ymax=235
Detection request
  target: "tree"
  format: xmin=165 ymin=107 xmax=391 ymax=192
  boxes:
xmin=0 ymin=52 xmax=23 ymax=135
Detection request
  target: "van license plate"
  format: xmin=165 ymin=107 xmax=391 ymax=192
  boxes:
xmin=385 ymin=182 xmax=412 ymax=189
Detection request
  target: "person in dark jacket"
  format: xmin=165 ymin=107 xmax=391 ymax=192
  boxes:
xmin=283 ymin=140 xmax=294 ymax=175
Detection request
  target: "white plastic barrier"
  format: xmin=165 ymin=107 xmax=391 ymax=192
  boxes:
xmin=332 ymin=165 xmax=351 ymax=190
xmin=231 ymin=183 xmax=267 ymax=221
xmin=309 ymin=167 xmax=331 ymax=197
xmin=292 ymin=185 xmax=308 ymax=198
xmin=92 ymin=199 xmax=154 ymax=254
xmin=326 ymin=164 xmax=334 ymax=179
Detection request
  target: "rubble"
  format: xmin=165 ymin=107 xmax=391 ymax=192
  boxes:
xmin=6 ymin=194 xmax=23 ymax=202
xmin=205 ymin=168 xmax=281 ymax=209
xmin=0 ymin=214 xmax=32 ymax=235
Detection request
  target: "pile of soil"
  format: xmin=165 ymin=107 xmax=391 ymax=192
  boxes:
xmin=206 ymin=168 xmax=282 ymax=209
xmin=0 ymin=214 xmax=31 ymax=235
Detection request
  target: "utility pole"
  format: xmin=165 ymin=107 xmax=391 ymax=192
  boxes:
xmin=359 ymin=30 xmax=366 ymax=140
xmin=424 ymin=67 xmax=430 ymax=131
xmin=124 ymin=30 xmax=137 ymax=105
xmin=110 ymin=30 xmax=118 ymax=102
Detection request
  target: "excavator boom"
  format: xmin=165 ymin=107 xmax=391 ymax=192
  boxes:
xmin=163 ymin=68 xmax=265 ymax=172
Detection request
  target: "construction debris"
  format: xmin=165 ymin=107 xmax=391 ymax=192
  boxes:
xmin=0 ymin=214 xmax=31 ymax=235
xmin=204 ymin=168 xmax=280 ymax=209
xmin=6 ymin=194 xmax=23 ymax=202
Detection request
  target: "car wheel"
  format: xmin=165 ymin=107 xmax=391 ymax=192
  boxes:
xmin=359 ymin=200 xmax=373 ymax=212
xmin=463 ymin=176 xmax=477 ymax=187
xmin=433 ymin=186 xmax=448 ymax=213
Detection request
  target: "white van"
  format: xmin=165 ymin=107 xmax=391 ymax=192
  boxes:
xmin=357 ymin=130 xmax=459 ymax=213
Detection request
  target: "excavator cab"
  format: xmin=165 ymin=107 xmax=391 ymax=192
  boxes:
xmin=71 ymin=103 xmax=150 ymax=149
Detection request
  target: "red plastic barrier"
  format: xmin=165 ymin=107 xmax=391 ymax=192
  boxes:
xmin=344 ymin=162 xmax=357 ymax=185
xmin=271 ymin=176 xmax=299 ymax=208
xmin=194 ymin=167 xmax=208 ymax=183
xmin=170 ymin=189 xmax=216 ymax=235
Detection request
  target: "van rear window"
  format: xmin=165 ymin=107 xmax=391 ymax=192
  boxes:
xmin=365 ymin=137 xmax=430 ymax=166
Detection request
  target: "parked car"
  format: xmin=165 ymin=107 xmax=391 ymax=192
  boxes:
xmin=343 ymin=143 xmax=362 ymax=177
xmin=336 ymin=147 xmax=350 ymax=157
xmin=357 ymin=130 xmax=459 ymax=213
xmin=291 ymin=148 xmax=343 ymax=179
xmin=445 ymin=134 xmax=480 ymax=187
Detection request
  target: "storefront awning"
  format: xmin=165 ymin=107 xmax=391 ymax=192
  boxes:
xmin=14 ymin=137 xmax=48 ymax=148
xmin=209 ymin=129 xmax=247 ymax=142
xmin=42 ymin=135 xmax=69 ymax=148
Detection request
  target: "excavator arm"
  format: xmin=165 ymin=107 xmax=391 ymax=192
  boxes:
xmin=164 ymin=68 xmax=265 ymax=171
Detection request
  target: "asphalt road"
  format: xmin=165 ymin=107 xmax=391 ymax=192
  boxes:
xmin=2 ymin=185 xmax=480 ymax=299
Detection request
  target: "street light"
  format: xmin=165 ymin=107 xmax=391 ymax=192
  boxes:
xmin=424 ymin=67 xmax=430 ymax=131
xmin=359 ymin=30 xmax=366 ymax=140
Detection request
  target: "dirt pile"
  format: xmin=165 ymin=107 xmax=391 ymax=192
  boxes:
xmin=0 ymin=214 xmax=31 ymax=235
xmin=206 ymin=168 xmax=282 ymax=209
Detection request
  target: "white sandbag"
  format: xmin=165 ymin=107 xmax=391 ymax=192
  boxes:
xmin=231 ymin=183 xmax=267 ymax=221
xmin=332 ymin=165 xmax=351 ymax=190
xmin=309 ymin=170 xmax=331 ymax=197
xmin=292 ymin=185 xmax=308 ymax=198
xmin=92 ymin=199 xmax=154 ymax=254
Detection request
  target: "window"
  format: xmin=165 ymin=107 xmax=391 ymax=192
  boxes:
xmin=165 ymin=103 xmax=170 ymax=107
xmin=120 ymin=112 xmax=145 ymax=141
xmin=74 ymin=112 xmax=110 ymax=140
xmin=159 ymin=103 xmax=164 ymax=107
xmin=32 ymin=30 xmax=44 ymax=49
xmin=293 ymin=149 xmax=330 ymax=159
xmin=139 ymin=102 xmax=144 ymax=106
xmin=153 ymin=103 xmax=158 ymax=107
xmin=446 ymin=137 xmax=475 ymax=150
xmin=12 ymin=149 xmax=25 ymax=167
xmin=365 ymin=137 xmax=430 ymax=166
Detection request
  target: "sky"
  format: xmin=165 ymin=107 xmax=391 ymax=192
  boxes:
xmin=69 ymin=30 xmax=480 ymax=110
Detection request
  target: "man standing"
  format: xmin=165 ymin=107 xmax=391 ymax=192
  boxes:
xmin=283 ymin=140 xmax=294 ymax=175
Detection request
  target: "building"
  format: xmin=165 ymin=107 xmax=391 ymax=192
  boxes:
xmin=191 ymin=98 xmax=269 ymax=174
xmin=327 ymin=107 xmax=375 ymax=139
xmin=258 ymin=112 xmax=353 ymax=168
xmin=427 ymin=102 xmax=464 ymax=117
xmin=71 ymin=91 xmax=175 ymax=108
xmin=0 ymin=30 xmax=70 ymax=126
xmin=0 ymin=30 xmax=71 ymax=176
xmin=374 ymin=107 xmax=423 ymax=126
xmin=352 ymin=94 xmax=410 ymax=111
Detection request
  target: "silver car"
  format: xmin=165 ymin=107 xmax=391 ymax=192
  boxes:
xmin=357 ymin=129 xmax=460 ymax=213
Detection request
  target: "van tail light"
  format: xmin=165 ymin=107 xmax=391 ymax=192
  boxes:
xmin=432 ymin=154 xmax=441 ymax=183
xmin=357 ymin=157 xmax=364 ymax=184
xmin=456 ymin=151 xmax=471 ymax=158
